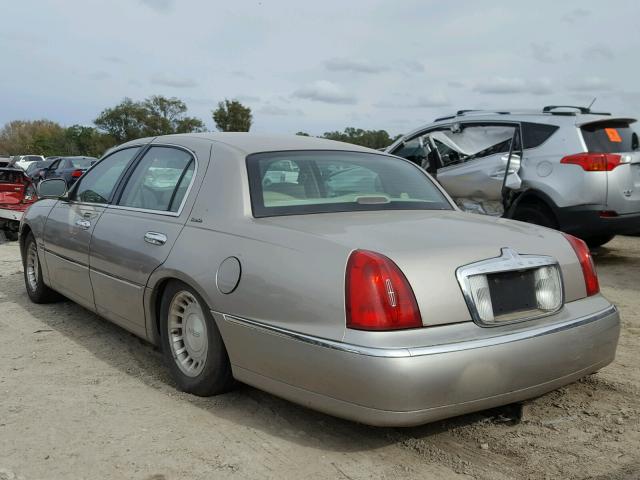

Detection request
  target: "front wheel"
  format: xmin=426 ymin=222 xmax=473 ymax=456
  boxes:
xmin=23 ymin=233 xmax=62 ymax=303
xmin=160 ymin=281 xmax=234 ymax=396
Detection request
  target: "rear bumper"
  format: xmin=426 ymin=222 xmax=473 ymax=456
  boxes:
xmin=216 ymin=300 xmax=620 ymax=427
xmin=556 ymin=205 xmax=640 ymax=237
xmin=0 ymin=207 xmax=24 ymax=222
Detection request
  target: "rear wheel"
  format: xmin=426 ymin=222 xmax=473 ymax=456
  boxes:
xmin=512 ymin=203 xmax=558 ymax=230
xmin=160 ymin=280 xmax=234 ymax=396
xmin=584 ymin=234 xmax=615 ymax=248
xmin=23 ymin=232 xmax=62 ymax=303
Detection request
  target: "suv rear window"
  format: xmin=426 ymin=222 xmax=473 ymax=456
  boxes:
xmin=581 ymin=121 xmax=639 ymax=153
xmin=247 ymin=151 xmax=452 ymax=217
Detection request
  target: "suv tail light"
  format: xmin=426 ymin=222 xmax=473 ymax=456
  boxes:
xmin=562 ymin=233 xmax=599 ymax=296
xmin=345 ymin=250 xmax=422 ymax=330
xmin=560 ymin=153 xmax=622 ymax=171
xmin=71 ymin=169 xmax=84 ymax=178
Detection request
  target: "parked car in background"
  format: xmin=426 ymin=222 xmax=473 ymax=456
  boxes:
xmin=0 ymin=156 xmax=12 ymax=168
xmin=25 ymin=159 xmax=56 ymax=180
xmin=41 ymin=156 xmax=97 ymax=185
xmin=14 ymin=155 xmax=45 ymax=171
xmin=386 ymin=106 xmax=640 ymax=247
xmin=20 ymin=133 xmax=619 ymax=426
xmin=0 ymin=167 xmax=37 ymax=240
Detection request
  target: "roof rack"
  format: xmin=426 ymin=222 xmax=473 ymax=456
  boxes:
xmin=434 ymin=110 xmax=511 ymax=122
xmin=542 ymin=105 xmax=611 ymax=116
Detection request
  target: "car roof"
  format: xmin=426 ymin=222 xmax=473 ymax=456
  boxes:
xmin=396 ymin=110 xmax=637 ymax=141
xmin=117 ymin=132 xmax=380 ymax=156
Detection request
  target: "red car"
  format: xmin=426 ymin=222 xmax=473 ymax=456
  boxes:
xmin=0 ymin=167 xmax=37 ymax=241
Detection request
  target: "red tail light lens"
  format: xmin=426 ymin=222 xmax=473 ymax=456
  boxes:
xmin=345 ymin=250 xmax=422 ymax=330
xmin=562 ymin=233 xmax=600 ymax=296
xmin=71 ymin=169 xmax=83 ymax=178
xmin=560 ymin=153 xmax=621 ymax=172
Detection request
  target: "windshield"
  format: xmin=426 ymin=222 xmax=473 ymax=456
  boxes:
xmin=68 ymin=157 xmax=96 ymax=169
xmin=247 ymin=151 xmax=452 ymax=217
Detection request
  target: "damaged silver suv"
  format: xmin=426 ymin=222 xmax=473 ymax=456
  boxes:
xmin=386 ymin=106 xmax=640 ymax=247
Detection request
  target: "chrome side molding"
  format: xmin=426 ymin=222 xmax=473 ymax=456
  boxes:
xmin=220 ymin=304 xmax=618 ymax=359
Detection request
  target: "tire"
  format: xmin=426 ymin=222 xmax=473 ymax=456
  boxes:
xmin=4 ymin=229 xmax=18 ymax=241
xmin=512 ymin=203 xmax=558 ymax=229
xmin=23 ymin=232 xmax=62 ymax=303
xmin=584 ymin=234 xmax=615 ymax=248
xmin=160 ymin=280 xmax=234 ymax=396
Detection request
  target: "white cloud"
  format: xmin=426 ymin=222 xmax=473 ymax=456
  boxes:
xmin=324 ymin=58 xmax=388 ymax=74
xmin=139 ymin=0 xmax=173 ymax=12
xmin=150 ymin=74 xmax=197 ymax=88
xmin=567 ymin=77 xmax=613 ymax=92
xmin=582 ymin=44 xmax=615 ymax=61
xmin=374 ymin=93 xmax=450 ymax=109
xmin=531 ymin=43 xmax=556 ymax=64
xmin=474 ymin=77 xmax=552 ymax=95
xmin=258 ymin=104 xmax=304 ymax=116
xmin=293 ymin=80 xmax=356 ymax=105
xmin=561 ymin=8 xmax=590 ymax=23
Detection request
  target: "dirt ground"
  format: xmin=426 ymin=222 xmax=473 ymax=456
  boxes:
xmin=0 ymin=235 xmax=638 ymax=480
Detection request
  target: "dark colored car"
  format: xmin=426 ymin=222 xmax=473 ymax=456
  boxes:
xmin=26 ymin=159 xmax=56 ymax=180
xmin=43 ymin=156 xmax=98 ymax=186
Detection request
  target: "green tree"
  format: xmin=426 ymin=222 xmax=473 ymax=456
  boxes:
xmin=143 ymin=95 xmax=205 ymax=135
xmin=64 ymin=125 xmax=116 ymax=157
xmin=94 ymin=95 xmax=205 ymax=142
xmin=0 ymin=120 xmax=67 ymax=156
xmin=321 ymin=127 xmax=398 ymax=150
xmin=212 ymin=99 xmax=252 ymax=132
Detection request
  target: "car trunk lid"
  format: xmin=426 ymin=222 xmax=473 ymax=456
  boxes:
xmin=259 ymin=210 xmax=583 ymax=326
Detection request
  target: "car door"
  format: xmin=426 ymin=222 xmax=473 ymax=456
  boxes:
xmin=42 ymin=147 xmax=143 ymax=310
xmin=43 ymin=159 xmax=61 ymax=180
xmin=89 ymin=142 xmax=207 ymax=337
xmin=431 ymin=123 xmax=520 ymax=202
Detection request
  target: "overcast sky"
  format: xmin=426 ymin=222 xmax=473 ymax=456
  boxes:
xmin=1 ymin=0 xmax=639 ymax=136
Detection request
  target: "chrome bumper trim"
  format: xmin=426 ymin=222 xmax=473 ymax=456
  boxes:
xmin=221 ymin=304 xmax=618 ymax=359
xmin=0 ymin=208 xmax=23 ymax=221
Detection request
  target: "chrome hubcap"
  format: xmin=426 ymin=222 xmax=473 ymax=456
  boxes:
xmin=168 ymin=291 xmax=208 ymax=377
xmin=26 ymin=242 xmax=39 ymax=292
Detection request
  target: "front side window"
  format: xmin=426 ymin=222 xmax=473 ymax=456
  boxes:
xmin=73 ymin=147 xmax=140 ymax=204
xmin=247 ymin=151 xmax=452 ymax=217
xmin=118 ymin=146 xmax=194 ymax=212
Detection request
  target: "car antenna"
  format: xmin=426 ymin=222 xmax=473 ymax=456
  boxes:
xmin=587 ymin=97 xmax=597 ymax=110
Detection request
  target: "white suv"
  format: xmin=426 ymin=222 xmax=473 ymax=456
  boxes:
xmin=386 ymin=106 xmax=640 ymax=247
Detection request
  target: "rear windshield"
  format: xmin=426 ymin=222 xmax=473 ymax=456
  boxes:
xmin=68 ymin=157 xmax=96 ymax=169
xmin=581 ymin=121 xmax=639 ymax=153
xmin=247 ymin=151 xmax=452 ymax=217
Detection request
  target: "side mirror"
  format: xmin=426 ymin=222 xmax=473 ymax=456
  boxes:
xmin=38 ymin=178 xmax=68 ymax=199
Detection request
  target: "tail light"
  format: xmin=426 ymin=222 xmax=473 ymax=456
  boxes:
xmin=71 ymin=169 xmax=84 ymax=178
xmin=560 ymin=153 xmax=621 ymax=171
xmin=345 ymin=250 xmax=422 ymax=330
xmin=562 ymin=233 xmax=599 ymax=296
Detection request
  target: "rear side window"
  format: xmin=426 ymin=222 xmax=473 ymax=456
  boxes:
xmin=247 ymin=150 xmax=452 ymax=217
xmin=118 ymin=146 xmax=194 ymax=213
xmin=581 ymin=121 xmax=639 ymax=153
xmin=521 ymin=122 xmax=559 ymax=149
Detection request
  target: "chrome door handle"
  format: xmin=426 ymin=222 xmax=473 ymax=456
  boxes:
xmin=144 ymin=232 xmax=167 ymax=246
xmin=75 ymin=219 xmax=91 ymax=229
